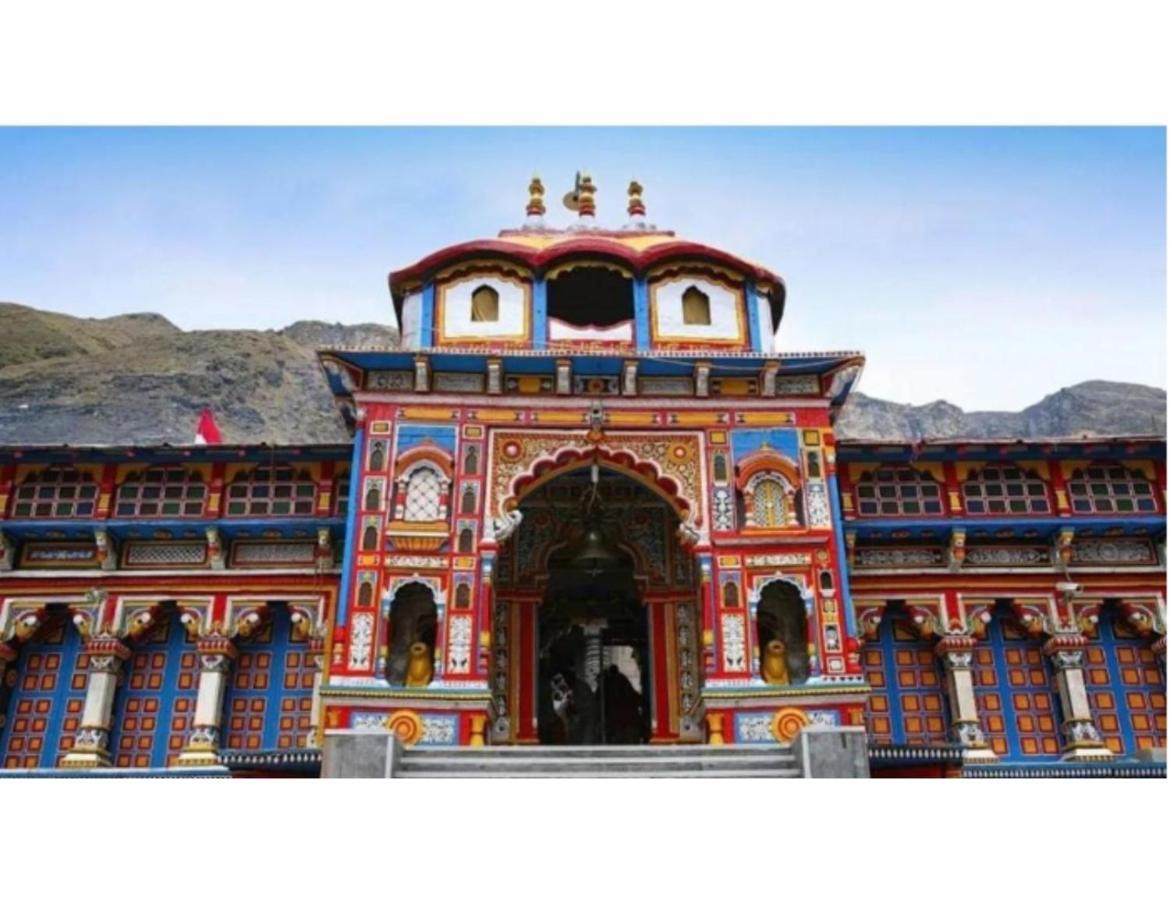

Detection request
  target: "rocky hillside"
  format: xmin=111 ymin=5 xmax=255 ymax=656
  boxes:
xmin=836 ymin=381 xmax=1166 ymax=441
xmin=0 ymin=303 xmax=1163 ymax=445
xmin=0 ymin=303 xmax=397 ymax=445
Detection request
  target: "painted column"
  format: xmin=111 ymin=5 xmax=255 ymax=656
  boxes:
xmin=532 ymin=278 xmax=548 ymax=349
xmin=60 ymin=636 xmax=131 ymax=768
xmin=935 ymin=634 xmax=997 ymax=763
xmin=418 ymin=282 xmax=436 ymax=350
xmin=745 ymin=279 xmax=763 ymax=352
xmin=825 ymin=442 xmax=859 ymax=642
xmin=174 ymin=636 xmax=238 ymax=767
xmin=633 ymin=278 xmax=651 ymax=349
xmin=1044 ymin=631 xmax=1112 ymax=761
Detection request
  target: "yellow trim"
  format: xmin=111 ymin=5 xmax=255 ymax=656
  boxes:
xmin=530 ymin=411 xmax=587 ymax=425
xmin=737 ymin=412 xmax=795 ymax=426
xmin=471 ymin=409 xmax=524 ymax=423
xmin=544 ymin=259 xmax=635 ymax=281
xmin=606 ymin=411 xmax=659 ymax=426
xmin=401 ymin=407 xmax=460 ymax=421
xmin=672 ymin=412 xmax=723 ymax=426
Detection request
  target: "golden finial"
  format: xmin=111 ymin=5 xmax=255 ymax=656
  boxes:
xmin=627 ymin=179 xmax=645 ymax=218
xmin=576 ymin=171 xmax=596 ymax=219
xmin=526 ymin=174 xmax=545 ymax=218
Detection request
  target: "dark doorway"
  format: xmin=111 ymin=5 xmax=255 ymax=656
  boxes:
xmin=547 ymin=267 xmax=634 ymax=328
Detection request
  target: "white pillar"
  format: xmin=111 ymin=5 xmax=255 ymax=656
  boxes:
xmin=174 ymin=641 xmax=237 ymax=767
xmin=60 ymin=641 xmax=130 ymax=768
xmin=936 ymin=636 xmax=997 ymax=764
xmin=1045 ymin=634 xmax=1112 ymax=761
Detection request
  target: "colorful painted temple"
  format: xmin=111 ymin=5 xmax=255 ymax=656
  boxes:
xmin=0 ymin=175 xmax=1165 ymax=777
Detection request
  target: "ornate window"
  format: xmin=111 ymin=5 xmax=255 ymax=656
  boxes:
xmin=712 ymin=453 xmax=729 ymax=484
xmin=11 ymin=467 xmax=99 ymax=519
xmin=225 ymin=465 xmax=317 ymax=517
xmin=358 ymin=581 xmax=374 ymax=607
xmin=361 ymin=525 xmax=379 ymax=551
xmin=753 ymin=476 xmax=787 ymax=527
xmin=403 ymin=466 xmax=444 ymax=522
xmin=1067 ymin=465 xmax=1158 ymax=514
xmin=463 ymin=445 xmax=479 ymax=476
xmin=470 ymin=284 xmax=499 ymax=322
xmin=367 ymin=441 xmax=386 ymax=471
xmin=962 ymin=464 xmax=1050 ymax=515
xmin=460 ymin=485 xmax=477 ymax=515
xmin=722 ymin=581 xmax=740 ymax=608
xmin=681 ymin=286 xmax=711 ymax=325
xmin=736 ymin=450 xmax=802 ymax=529
xmin=364 ymin=482 xmax=383 ymax=513
xmin=854 ymin=467 xmax=943 ymax=517
xmin=458 ymin=527 xmax=475 ymax=554
xmin=454 ymin=583 xmax=472 ymax=609
xmin=115 ymin=467 xmax=206 ymax=518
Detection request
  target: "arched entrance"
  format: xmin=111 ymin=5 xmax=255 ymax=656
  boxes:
xmin=492 ymin=459 xmax=701 ymax=745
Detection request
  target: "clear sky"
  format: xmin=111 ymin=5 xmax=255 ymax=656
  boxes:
xmin=0 ymin=127 xmax=1163 ymax=410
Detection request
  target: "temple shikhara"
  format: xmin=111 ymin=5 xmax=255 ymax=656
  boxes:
xmin=0 ymin=175 xmax=1165 ymax=778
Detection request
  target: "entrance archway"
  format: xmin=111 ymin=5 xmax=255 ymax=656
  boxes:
xmin=492 ymin=460 xmax=701 ymax=745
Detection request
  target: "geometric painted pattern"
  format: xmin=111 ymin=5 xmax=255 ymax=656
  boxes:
xmin=222 ymin=605 xmax=316 ymax=751
xmin=972 ymin=610 xmax=1061 ymax=761
xmin=861 ymin=608 xmax=949 ymax=744
xmin=110 ymin=609 xmax=200 ymax=768
xmin=0 ymin=615 xmax=89 ymax=769
xmin=1083 ymin=604 xmax=1167 ymax=756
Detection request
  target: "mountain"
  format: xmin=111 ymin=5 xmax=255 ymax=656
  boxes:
xmin=836 ymin=382 xmax=1166 ymax=441
xmin=0 ymin=303 xmax=1163 ymax=445
xmin=0 ymin=303 xmax=397 ymax=445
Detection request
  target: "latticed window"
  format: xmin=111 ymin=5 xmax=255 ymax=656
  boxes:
xmin=115 ymin=467 xmax=206 ymax=517
xmin=1067 ymin=465 xmax=1158 ymax=514
xmin=11 ymin=468 xmax=99 ymax=518
xmin=404 ymin=466 xmax=443 ymax=522
xmin=225 ymin=465 xmax=317 ymax=517
xmin=855 ymin=467 xmax=943 ymax=516
xmin=962 ymin=465 xmax=1050 ymax=515
xmin=754 ymin=477 xmax=787 ymax=527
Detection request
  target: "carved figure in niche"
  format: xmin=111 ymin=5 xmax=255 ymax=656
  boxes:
xmin=405 ymin=642 xmax=434 ymax=686
xmin=761 ymin=638 xmax=790 ymax=685
xmin=756 ymin=581 xmax=810 ymax=684
xmin=386 ymin=583 xmax=438 ymax=686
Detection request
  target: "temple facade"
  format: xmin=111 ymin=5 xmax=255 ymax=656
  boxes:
xmin=0 ymin=175 xmax=1164 ymax=777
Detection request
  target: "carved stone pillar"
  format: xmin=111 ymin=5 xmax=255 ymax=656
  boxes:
xmin=174 ymin=636 xmax=238 ymax=767
xmin=1044 ymin=632 xmax=1112 ymax=761
xmin=60 ymin=637 xmax=131 ymax=768
xmin=936 ymin=634 xmax=998 ymax=763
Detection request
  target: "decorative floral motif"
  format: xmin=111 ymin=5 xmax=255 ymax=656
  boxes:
xmin=854 ymin=547 xmax=944 ymax=568
xmin=804 ymin=482 xmax=831 ymax=528
xmin=349 ymin=613 xmax=374 ymax=670
xmin=735 ymin=713 xmax=775 ymax=743
xmin=1071 ymin=539 xmax=1156 ymax=565
xmin=420 ymin=715 xmax=459 ymax=745
xmin=744 ymin=553 xmax=811 ymax=567
xmin=964 ymin=546 xmax=1051 ymax=567
xmin=447 ymin=615 xmax=473 ymax=675
xmin=721 ymin=615 xmax=746 ymax=671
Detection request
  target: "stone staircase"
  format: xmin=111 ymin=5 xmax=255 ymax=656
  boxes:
xmin=393 ymin=743 xmax=803 ymax=778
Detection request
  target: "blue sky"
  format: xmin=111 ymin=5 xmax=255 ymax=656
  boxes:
xmin=0 ymin=127 xmax=1163 ymax=409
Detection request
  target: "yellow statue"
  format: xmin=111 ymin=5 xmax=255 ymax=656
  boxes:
xmin=761 ymin=639 xmax=790 ymax=685
xmin=405 ymin=641 xmax=434 ymax=687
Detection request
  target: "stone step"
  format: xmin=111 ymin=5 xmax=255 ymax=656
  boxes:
xmin=397 ymin=744 xmax=802 ymax=778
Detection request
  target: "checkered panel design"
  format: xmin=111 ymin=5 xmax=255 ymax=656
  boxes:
xmin=223 ymin=605 xmax=315 ymax=751
xmin=1084 ymin=606 xmax=1166 ymax=756
xmin=972 ymin=613 xmax=1061 ymax=760
xmin=862 ymin=609 xmax=949 ymax=744
xmin=1 ymin=619 xmax=88 ymax=769
xmin=404 ymin=467 xmax=443 ymax=521
xmin=111 ymin=613 xmax=199 ymax=768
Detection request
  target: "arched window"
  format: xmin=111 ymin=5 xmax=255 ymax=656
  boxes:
xmin=225 ymin=465 xmax=316 ymax=517
xmin=854 ymin=467 xmax=943 ymax=517
xmin=404 ymin=466 xmax=444 ymax=522
xmin=361 ymin=525 xmax=378 ymax=551
xmin=962 ymin=464 xmax=1050 ymax=515
xmin=754 ymin=476 xmax=787 ymax=528
xmin=757 ymin=582 xmax=810 ymax=684
xmin=712 ymin=453 xmax=729 ymax=484
xmin=819 ymin=570 xmax=834 ymax=592
xmin=364 ymin=483 xmax=382 ymax=513
xmin=458 ymin=528 xmax=474 ymax=554
xmin=722 ymin=581 xmax=740 ymax=608
xmin=460 ymin=485 xmax=477 ymax=515
xmin=11 ymin=467 xmax=99 ymax=519
xmin=368 ymin=441 xmax=386 ymax=471
xmin=1067 ymin=465 xmax=1158 ymax=514
xmin=681 ymin=286 xmax=711 ymax=325
xmin=455 ymin=583 xmax=472 ymax=609
xmin=358 ymin=581 xmax=374 ymax=607
xmin=463 ymin=445 xmax=479 ymax=476
xmin=386 ymin=584 xmax=438 ymax=686
xmin=115 ymin=467 xmax=206 ymax=518
xmin=806 ymin=452 xmax=821 ymax=479
xmin=470 ymin=285 xmax=500 ymax=323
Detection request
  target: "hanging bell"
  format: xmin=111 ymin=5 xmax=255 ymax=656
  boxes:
xmin=568 ymin=522 xmax=622 ymax=573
